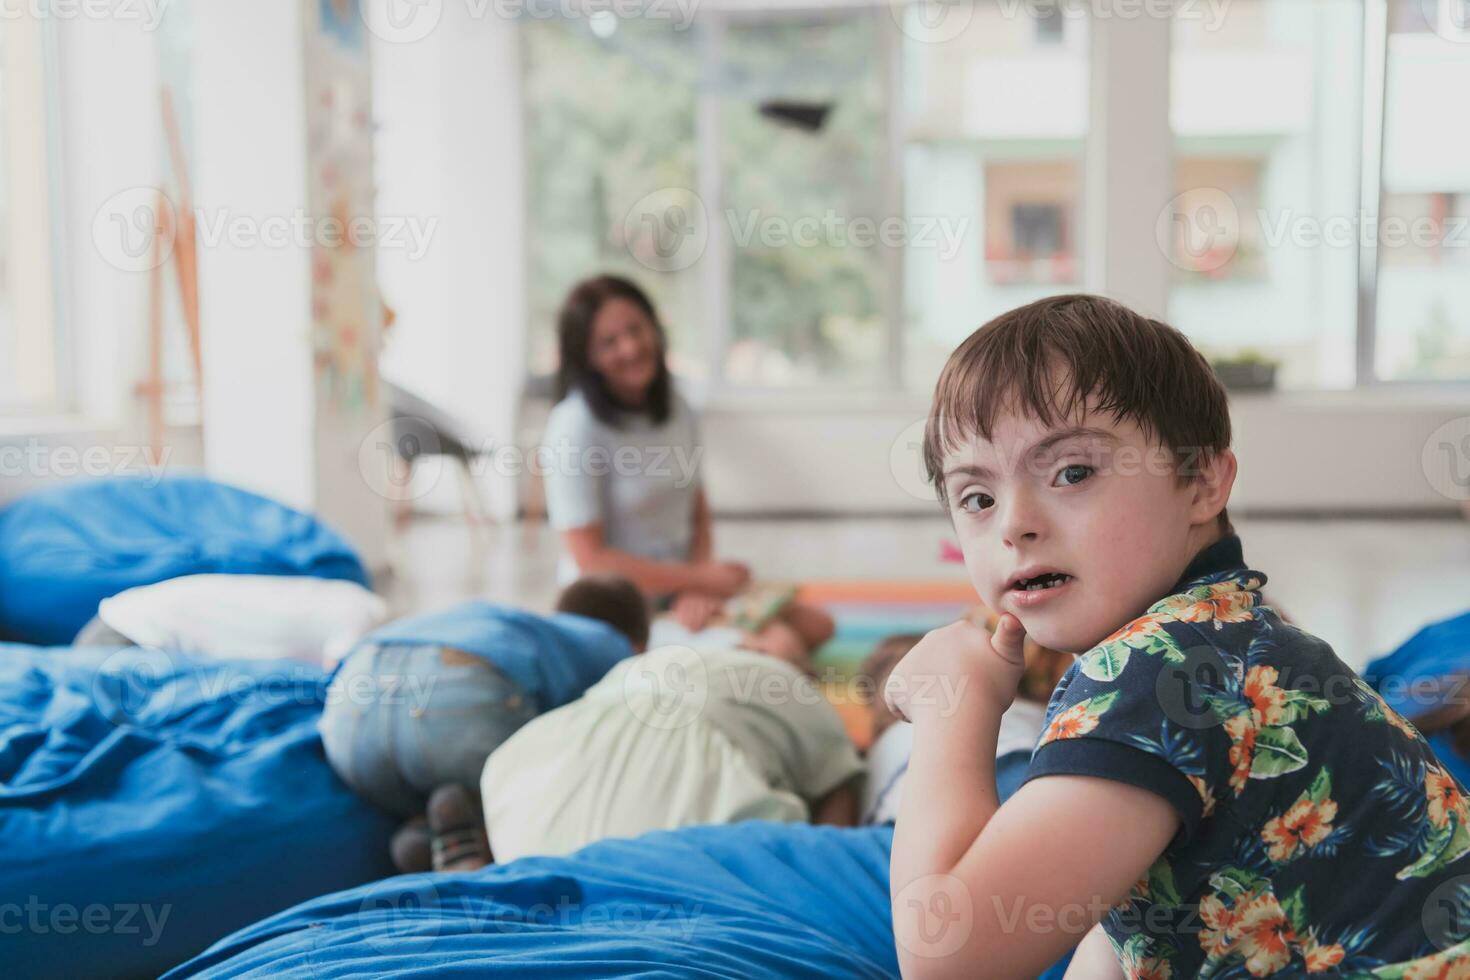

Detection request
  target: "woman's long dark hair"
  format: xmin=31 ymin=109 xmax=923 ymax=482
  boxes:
xmin=555 ymin=275 xmax=673 ymax=427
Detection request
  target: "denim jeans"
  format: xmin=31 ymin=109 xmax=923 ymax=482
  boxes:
xmin=319 ymin=643 xmax=540 ymax=818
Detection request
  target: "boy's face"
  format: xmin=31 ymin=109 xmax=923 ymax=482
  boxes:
xmin=939 ymin=405 xmax=1220 ymax=654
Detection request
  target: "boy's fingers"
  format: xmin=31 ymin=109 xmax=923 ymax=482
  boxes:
xmin=991 ymin=614 xmax=1027 ymax=666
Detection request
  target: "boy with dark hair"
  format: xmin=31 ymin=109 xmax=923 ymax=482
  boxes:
xmin=319 ymin=575 xmax=648 ymax=871
xmin=886 ymin=294 xmax=1470 ymax=977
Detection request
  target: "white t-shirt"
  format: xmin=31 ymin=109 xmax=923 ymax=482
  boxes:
xmin=540 ymin=387 xmax=704 ymax=587
xmin=481 ymin=646 xmax=864 ymax=862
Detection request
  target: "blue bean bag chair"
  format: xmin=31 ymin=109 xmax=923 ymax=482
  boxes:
xmin=0 ymin=644 xmax=397 ymax=978
xmin=1363 ymin=609 xmax=1470 ymax=789
xmin=0 ymin=475 xmax=370 ymax=646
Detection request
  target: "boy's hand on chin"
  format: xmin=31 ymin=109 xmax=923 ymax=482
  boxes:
xmin=883 ymin=614 xmax=1027 ymax=723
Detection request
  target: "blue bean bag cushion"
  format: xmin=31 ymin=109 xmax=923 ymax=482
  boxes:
xmin=1363 ymin=608 xmax=1470 ymax=789
xmin=0 ymin=475 xmax=370 ymax=646
xmin=0 ymin=644 xmax=397 ymax=978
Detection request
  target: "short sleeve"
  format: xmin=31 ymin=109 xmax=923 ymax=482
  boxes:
xmin=1021 ymin=621 xmax=1236 ymax=845
xmin=541 ymin=396 xmax=605 ymax=531
xmin=785 ymin=674 xmax=865 ymax=800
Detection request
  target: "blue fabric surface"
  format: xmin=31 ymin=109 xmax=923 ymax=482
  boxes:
xmin=1363 ymin=608 xmax=1470 ymax=788
xmin=0 ymin=475 xmax=370 ymax=646
xmin=359 ymin=603 xmax=633 ymax=710
xmin=169 ymin=822 xmax=900 ymax=979
xmin=168 ymin=819 xmax=1078 ymax=979
xmin=0 ymin=644 xmax=397 ymax=978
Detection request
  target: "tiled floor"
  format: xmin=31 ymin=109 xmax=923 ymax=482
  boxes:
xmin=387 ymin=515 xmax=1470 ymax=672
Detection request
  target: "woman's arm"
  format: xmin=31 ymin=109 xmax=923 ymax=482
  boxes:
xmin=560 ymin=525 xmax=746 ymax=598
xmin=690 ymin=486 xmax=713 ymax=564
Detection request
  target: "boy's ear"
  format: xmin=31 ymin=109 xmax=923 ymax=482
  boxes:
xmin=1189 ymin=448 xmax=1237 ymax=526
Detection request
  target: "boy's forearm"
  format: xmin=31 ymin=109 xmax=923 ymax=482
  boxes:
xmin=890 ymin=695 xmax=1005 ymax=887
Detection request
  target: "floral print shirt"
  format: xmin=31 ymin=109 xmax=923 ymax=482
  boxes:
xmin=1025 ymin=535 xmax=1470 ymax=978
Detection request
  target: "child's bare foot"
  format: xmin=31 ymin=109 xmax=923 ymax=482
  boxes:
xmin=390 ymin=816 xmax=432 ymax=873
xmin=427 ymin=784 xmax=492 ymax=872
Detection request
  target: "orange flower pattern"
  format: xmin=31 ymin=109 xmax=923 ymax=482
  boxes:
xmin=1033 ymin=536 xmax=1470 ymax=977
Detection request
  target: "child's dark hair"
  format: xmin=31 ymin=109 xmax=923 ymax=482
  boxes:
xmin=555 ymin=574 xmax=650 ymax=650
xmin=555 ymin=274 xmax=673 ymax=428
xmin=922 ymin=293 xmax=1233 ymax=534
xmin=862 ymin=634 xmax=924 ymax=740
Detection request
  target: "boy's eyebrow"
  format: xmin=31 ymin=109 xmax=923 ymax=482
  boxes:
xmin=941 ymin=426 xmax=1120 ymax=484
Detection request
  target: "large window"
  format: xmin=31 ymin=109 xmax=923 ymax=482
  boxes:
xmin=1166 ymin=0 xmax=1364 ymax=390
xmin=901 ymin=1 xmax=1087 ymax=389
xmin=1375 ymin=0 xmax=1470 ymax=380
xmin=0 ymin=17 xmax=65 ymax=415
xmin=523 ymin=0 xmax=1470 ymax=392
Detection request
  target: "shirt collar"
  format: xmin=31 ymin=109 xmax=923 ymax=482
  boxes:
xmin=1169 ymin=533 xmax=1249 ymax=594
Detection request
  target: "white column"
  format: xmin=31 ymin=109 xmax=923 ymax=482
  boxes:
xmin=1083 ymin=11 xmax=1173 ymax=318
xmin=372 ymin=4 xmax=526 ymax=521
xmin=194 ymin=0 xmax=390 ymax=570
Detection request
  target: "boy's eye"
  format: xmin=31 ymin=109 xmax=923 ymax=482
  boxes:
xmin=958 ymin=491 xmax=995 ymax=513
xmin=1054 ymin=464 xmax=1094 ymax=487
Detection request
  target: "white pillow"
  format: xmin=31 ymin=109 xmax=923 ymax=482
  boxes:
xmin=98 ymin=574 xmax=389 ymax=667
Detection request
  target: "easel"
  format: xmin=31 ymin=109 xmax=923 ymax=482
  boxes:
xmin=136 ymin=87 xmax=203 ymax=466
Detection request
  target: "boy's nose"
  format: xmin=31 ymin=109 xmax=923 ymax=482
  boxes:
xmin=999 ymin=496 xmax=1045 ymax=547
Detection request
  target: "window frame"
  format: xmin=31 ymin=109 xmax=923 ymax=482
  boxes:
xmin=522 ymin=0 xmax=1470 ymax=394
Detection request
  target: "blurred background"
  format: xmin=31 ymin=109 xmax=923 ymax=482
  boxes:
xmin=0 ymin=0 xmax=1467 ymax=664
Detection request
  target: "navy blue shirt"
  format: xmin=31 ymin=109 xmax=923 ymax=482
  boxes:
xmin=363 ymin=602 xmax=633 ymax=710
xmin=1024 ymin=535 xmax=1470 ymax=975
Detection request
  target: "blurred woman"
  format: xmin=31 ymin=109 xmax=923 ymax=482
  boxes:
xmin=541 ymin=274 xmax=834 ymax=656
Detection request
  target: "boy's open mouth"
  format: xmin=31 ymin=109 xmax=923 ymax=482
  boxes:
xmin=1008 ymin=571 xmax=1074 ymax=593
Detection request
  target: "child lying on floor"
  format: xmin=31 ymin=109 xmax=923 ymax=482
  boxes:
xmin=886 ymin=294 xmax=1470 ymax=977
xmin=475 ymin=642 xmax=865 ymax=865
xmin=318 ymin=575 xmax=649 ymax=872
